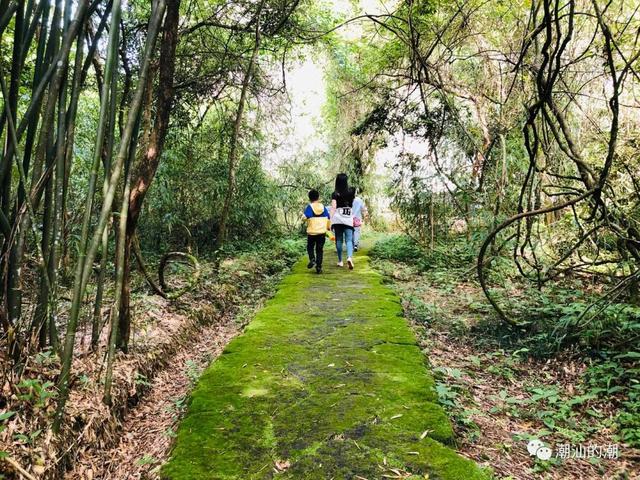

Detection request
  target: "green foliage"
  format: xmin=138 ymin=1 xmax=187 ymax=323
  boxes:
xmin=371 ymin=234 xmax=640 ymax=451
xmin=134 ymin=373 xmax=151 ymax=388
xmin=274 ymin=157 xmax=333 ymax=234
xmin=13 ymin=429 xmax=42 ymax=446
xmin=136 ymin=454 xmax=158 ymax=466
xmin=404 ymin=295 xmax=440 ymax=326
xmin=166 ymin=396 xmax=188 ymax=418
xmin=370 ymin=234 xmax=424 ymax=263
xmin=486 ymin=283 xmax=640 ymax=355
xmin=33 ymin=349 xmax=57 ymax=367
xmin=217 ymin=237 xmax=305 ymax=284
xmin=185 ymin=360 xmax=201 ymax=386
xmin=0 ymin=410 xmax=16 ymax=455
xmin=0 ymin=411 xmax=16 ymax=422
xmin=371 ymin=233 xmax=477 ymax=276
xmin=618 ymin=403 xmax=640 ymax=447
xmin=388 ymin=159 xmax=467 ymax=246
xmin=15 ymin=379 xmax=57 ymax=408
xmin=433 ymin=368 xmax=480 ymax=440
xmin=140 ymin=110 xmax=280 ymax=251
xmin=585 ymin=354 xmax=640 ymax=447
xmin=486 ymin=353 xmax=640 ymax=447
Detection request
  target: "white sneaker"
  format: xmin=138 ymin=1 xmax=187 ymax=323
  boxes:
xmin=347 ymin=258 xmax=354 ymax=270
xmin=337 ymin=261 xmax=344 ymax=267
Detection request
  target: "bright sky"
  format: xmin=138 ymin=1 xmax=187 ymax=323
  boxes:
xmin=264 ymin=0 xmax=411 ymax=203
xmin=262 ymin=53 xmax=328 ymax=173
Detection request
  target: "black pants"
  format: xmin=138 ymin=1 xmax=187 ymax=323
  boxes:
xmin=307 ymin=234 xmax=325 ymax=267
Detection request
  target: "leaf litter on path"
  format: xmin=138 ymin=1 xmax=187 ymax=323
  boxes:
xmin=375 ymin=258 xmax=640 ymax=480
xmin=65 ymin=316 xmax=239 ymax=479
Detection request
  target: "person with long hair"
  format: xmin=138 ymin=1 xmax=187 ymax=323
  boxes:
xmin=330 ymin=173 xmax=356 ymax=269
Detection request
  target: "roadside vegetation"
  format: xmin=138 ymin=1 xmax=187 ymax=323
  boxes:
xmin=1 ymin=238 xmax=302 ymax=477
xmin=371 ymin=234 xmax=640 ymax=479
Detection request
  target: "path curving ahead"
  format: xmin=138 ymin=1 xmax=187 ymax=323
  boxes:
xmin=162 ymin=248 xmax=489 ymax=480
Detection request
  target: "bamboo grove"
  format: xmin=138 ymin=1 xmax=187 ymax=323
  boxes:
xmin=0 ymin=0 xmax=308 ymax=431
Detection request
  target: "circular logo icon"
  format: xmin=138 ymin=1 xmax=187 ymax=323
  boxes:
xmin=527 ymin=439 xmax=552 ymax=460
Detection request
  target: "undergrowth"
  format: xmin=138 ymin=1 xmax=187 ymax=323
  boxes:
xmin=0 ymin=236 xmax=304 ymax=473
xmin=370 ymin=233 xmax=640 ymax=450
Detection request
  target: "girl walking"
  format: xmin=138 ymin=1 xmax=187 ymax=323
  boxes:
xmin=330 ymin=173 xmax=356 ymax=269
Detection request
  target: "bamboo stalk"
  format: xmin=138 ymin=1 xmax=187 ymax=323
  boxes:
xmin=54 ymin=0 xmax=124 ymax=430
xmin=0 ymin=70 xmax=53 ymax=301
xmin=54 ymin=0 xmax=167 ymax=431
xmin=2 ymin=1 xmax=26 ymax=329
xmin=0 ymin=0 xmax=89 ymax=176
xmin=0 ymin=2 xmax=18 ymax=37
xmin=45 ymin=0 xmax=78 ymax=352
xmin=104 ymin=107 xmax=142 ymax=404
xmin=92 ymin=59 xmax=119 ymax=348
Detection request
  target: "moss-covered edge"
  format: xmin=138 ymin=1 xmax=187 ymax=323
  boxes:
xmin=161 ymin=247 xmax=491 ymax=480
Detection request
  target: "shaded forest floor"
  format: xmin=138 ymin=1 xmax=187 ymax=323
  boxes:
xmin=3 ymin=234 xmax=639 ymax=479
xmin=67 ymin=303 xmax=238 ymax=479
xmin=370 ymin=234 xmax=640 ymax=480
xmin=1 ymin=239 xmax=301 ymax=479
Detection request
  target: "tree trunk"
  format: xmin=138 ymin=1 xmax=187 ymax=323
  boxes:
xmin=117 ymin=0 xmax=181 ymax=352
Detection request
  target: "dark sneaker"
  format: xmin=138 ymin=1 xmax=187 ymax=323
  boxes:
xmin=316 ymin=266 xmax=322 ymax=274
xmin=307 ymin=260 xmax=315 ymax=269
xmin=354 ymin=246 xmax=359 ymax=252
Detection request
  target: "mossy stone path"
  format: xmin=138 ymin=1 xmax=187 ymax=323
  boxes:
xmin=162 ymin=247 xmax=489 ymax=480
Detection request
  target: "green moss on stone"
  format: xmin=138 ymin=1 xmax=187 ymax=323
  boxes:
xmin=161 ymin=246 xmax=490 ymax=480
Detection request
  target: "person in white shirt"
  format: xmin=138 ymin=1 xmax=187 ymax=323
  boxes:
xmin=352 ymin=191 xmax=368 ymax=252
xmin=330 ymin=174 xmax=356 ymax=269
